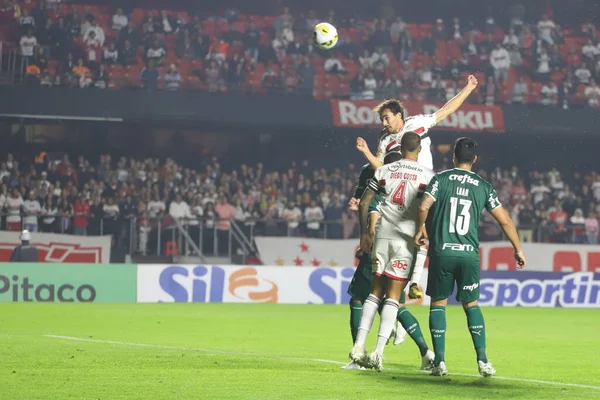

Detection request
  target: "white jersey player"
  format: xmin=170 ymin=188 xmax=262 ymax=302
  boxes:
xmin=352 ymin=75 xmax=479 ymax=300
xmin=350 ymin=132 xmax=435 ymax=372
xmin=368 ymin=157 xmax=434 ymax=280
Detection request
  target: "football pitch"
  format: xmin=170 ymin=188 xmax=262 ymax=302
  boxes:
xmin=2 ymin=304 xmax=599 ymax=400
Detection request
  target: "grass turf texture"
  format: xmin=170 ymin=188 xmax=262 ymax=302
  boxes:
xmin=1 ymin=304 xmax=599 ymax=400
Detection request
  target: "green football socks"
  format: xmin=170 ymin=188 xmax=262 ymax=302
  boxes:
xmin=397 ymin=307 xmax=429 ymax=356
xmin=429 ymin=305 xmax=447 ymax=365
xmin=349 ymin=301 xmax=363 ymax=343
xmin=465 ymin=305 xmax=488 ymax=363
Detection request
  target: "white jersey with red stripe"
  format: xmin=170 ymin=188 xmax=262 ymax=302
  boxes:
xmin=376 ymin=114 xmax=437 ymax=170
xmin=368 ymin=159 xmax=435 ymax=241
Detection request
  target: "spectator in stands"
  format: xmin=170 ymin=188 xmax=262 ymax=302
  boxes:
xmin=147 ymin=40 xmax=166 ymax=65
xmin=304 ymin=199 xmax=324 ymax=238
xmin=6 ymin=188 xmax=24 ymax=232
xmin=34 ymin=47 xmax=48 ymax=71
xmin=585 ymin=211 xmax=599 ymax=244
xmin=558 ymin=79 xmax=575 ymax=110
xmin=575 ymin=62 xmax=592 ymax=84
xmin=19 ymin=8 xmax=35 ymax=34
xmin=517 ymin=203 xmax=536 ymax=243
xmin=93 ymin=64 xmax=108 ymax=89
xmin=215 ymin=196 xmax=235 ymax=255
xmin=40 ymin=195 xmax=57 ymax=232
xmin=296 ymin=57 xmax=315 ymax=95
xmin=72 ymin=58 xmax=89 ymax=79
xmin=72 ymin=193 xmax=90 ymax=235
xmin=511 ymin=77 xmax=528 ymax=104
xmin=112 ymin=8 xmax=127 ymax=31
xmin=324 ymin=53 xmax=346 ymax=75
xmin=84 ymin=19 xmax=105 ymax=47
xmin=282 ymin=200 xmax=302 ymax=237
xmin=582 ymin=39 xmax=600 ymax=62
xmin=490 ymin=43 xmax=509 ymax=83
xmin=274 ymin=6 xmax=293 ymax=36
xmin=371 ymin=20 xmax=392 ymax=48
xmin=419 ymin=32 xmax=435 ymax=56
xmin=570 ymin=208 xmax=586 ymax=244
xmin=23 ymin=191 xmax=41 ymax=232
xmin=432 ymin=18 xmax=446 ymax=40
xmin=103 ymin=43 xmax=118 ymax=64
xmin=140 ymin=60 xmax=160 ymax=89
xmin=537 ymin=49 xmax=551 ymax=82
xmin=158 ymin=10 xmax=175 ymax=35
xmin=205 ymin=60 xmax=224 ymax=93
xmin=362 ymin=72 xmax=377 ymax=100
xmin=20 ymin=28 xmax=37 ymax=61
xmin=164 ymin=64 xmax=182 ymax=91
xmin=449 ymin=17 xmax=463 ymax=40
xmin=584 ymin=79 xmax=600 ymax=109
xmin=120 ymin=40 xmax=137 ymax=65
xmin=119 ymin=22 xmax=139 ymax=49
xmin=389 ymin=16 xmax=406 ymax=42
xmin=537 ymin=14 xmax=556 ymax=45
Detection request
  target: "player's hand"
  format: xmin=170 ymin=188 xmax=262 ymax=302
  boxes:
xmin=414 ymin=226 xmax=428 ymax=246
xmin=359 ymin=234 xmax=373 ymax=254
xmin=348 ymin=197 xmax=359 ymax=211
xmin=515 ymin=251 xmax=527 ymax=270
xmin=356 ymin=137 xmax=369 ymax=154
xmin=466 ymin=75 xmax=478 ymax=91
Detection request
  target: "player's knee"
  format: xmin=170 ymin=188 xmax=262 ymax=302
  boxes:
xmin=462 ymin=300 xmax=479 ymax=310
xmin=350 ymin=298 xmax=363 ymax=306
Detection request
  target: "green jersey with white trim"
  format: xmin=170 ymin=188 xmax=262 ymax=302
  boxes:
xmin=424 ymin=168 xmax=501 ymax=259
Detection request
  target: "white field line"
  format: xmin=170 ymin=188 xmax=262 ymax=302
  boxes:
xmin=44 ymin=335 xmax=600 ymax=391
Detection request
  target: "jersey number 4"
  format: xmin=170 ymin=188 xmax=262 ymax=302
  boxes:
xmin=392 ymin=182 xmax=427 ymax=207
xmin=449 ymin=197 xmax=472 ymax=235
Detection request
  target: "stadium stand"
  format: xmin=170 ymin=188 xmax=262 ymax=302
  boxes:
xmin=0 ymin=0 xmax=599 ymax=108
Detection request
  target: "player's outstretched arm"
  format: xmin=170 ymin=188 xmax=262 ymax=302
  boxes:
xmin=356 ymin=137 xmax=383 ymax=169
xmin=490 ymin=206 xmax=527 ymax=269
xmin=434 ymin=75 xmax=478 ymax=124
xmin=358 ymin=188 xmax=376 ymax=253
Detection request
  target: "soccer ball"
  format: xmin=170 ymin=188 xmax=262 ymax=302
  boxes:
xmin=313 ymin=22 xmax=338 ymax=50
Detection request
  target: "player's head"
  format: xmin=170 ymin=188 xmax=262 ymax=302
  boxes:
xmin=453 ymin=137 xmax=478 ymax=167
xmin=20 ymin=230 xmax=31 ymax=243
xmin=400 ymin=131 xmax=421 ymax=160
xmin=383 ymin=152 xmax=403 ymax=164
xmin=373 ymin=99 xmax=407 ymax=134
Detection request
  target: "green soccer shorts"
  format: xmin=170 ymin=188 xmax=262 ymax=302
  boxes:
xmin=426 ymin=256 xmax=481 ymax=303
xmin=348 ymin=254 xmax=406 ymax=304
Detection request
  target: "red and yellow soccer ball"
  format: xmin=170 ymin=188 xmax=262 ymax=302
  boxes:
xmin=313 ymin=22 xmax=339 ymax=50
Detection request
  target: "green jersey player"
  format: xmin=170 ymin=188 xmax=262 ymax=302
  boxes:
xmin=415 ymin=137 xmax=527 ymax=378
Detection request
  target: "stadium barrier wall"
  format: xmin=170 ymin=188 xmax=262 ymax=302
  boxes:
xmin=254 ymin=238 xmax=600 ymax=272
xmin=0 ymin=263 xmax=136 ymax=302
xmin=135 ymin=264 xmax=600 ymax=308
xmin=0 ymin=232 xmax=112 ymax=263
xmin=0 ymin=86 xmax=595 ymax=134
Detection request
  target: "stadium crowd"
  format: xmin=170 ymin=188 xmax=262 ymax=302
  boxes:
xmin=1 ymin=0 xmax=599 ymax=107
xmin=0 ymin=150 xmax=598 ymax=257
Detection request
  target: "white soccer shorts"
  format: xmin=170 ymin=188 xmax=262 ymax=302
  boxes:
xmin=372 ymin=238 xmax=416 ymax=281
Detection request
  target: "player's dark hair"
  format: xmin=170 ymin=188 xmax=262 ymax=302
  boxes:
xmin=400 ymin=131 xmax=421 ymax=152
xmin=454 ymin=137 xmax=478 ymax=164
xmin=373 ymin=99 xmax=407 ymax=120
xmin=384 ymin=152 xmax=403 ymax=164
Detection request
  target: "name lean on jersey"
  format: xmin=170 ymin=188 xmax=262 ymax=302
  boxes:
xmin=424 ymin=168 xmax=501 ymax=258
xmin=376 ymin=114 xmax=437 ymax=169
xmin=368 ymin=160 xmax=434 ymax=242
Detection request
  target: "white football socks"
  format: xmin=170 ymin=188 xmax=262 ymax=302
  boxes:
xmin=375 ymin=298 xmax=400 ymax=353
xmin=354 ymin=294 xmax=380 ymax=349
xmin=411 ymin=248 xmax=427 ymax=286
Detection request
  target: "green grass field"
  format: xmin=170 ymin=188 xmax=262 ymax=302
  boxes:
xmin=1 ymin=304 xmax=599 ymax=400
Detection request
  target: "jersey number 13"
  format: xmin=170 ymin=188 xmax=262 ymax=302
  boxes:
xmin=449 ymin=197 xmax=472 ymax=235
